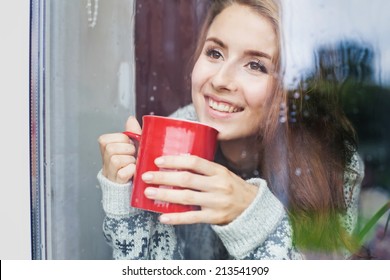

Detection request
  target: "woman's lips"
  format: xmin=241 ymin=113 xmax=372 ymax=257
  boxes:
xmin=207 ymin=96 xmax=244 ymax=114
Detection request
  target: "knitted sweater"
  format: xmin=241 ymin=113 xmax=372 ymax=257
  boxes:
xmin=98 ymin=104 xmax=364 ymax=260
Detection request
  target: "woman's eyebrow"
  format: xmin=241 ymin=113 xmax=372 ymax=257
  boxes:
xmin=205 ymin=37 xmax=272 ymax=60
xmin=205 ymin=37 xmax=226 ymax=48
xmin=244 ymin=50 xmax=272 ymax=60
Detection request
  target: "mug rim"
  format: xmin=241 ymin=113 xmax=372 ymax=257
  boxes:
xmin=143 ymin=115 xmax=219 ymax=132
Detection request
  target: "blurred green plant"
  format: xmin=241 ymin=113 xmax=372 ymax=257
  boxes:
xmin=357 ymin=200 xmax=390 ymax=243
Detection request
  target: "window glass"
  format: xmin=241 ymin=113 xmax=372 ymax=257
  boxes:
xmin=32 ymin=0 xmax=389 ymax=259
xmin=33 ymin=0 xmax=136 ymax=259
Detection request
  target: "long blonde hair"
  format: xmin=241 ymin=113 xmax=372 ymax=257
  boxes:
xmin=193 ymin=0 xmax=360 ymax=254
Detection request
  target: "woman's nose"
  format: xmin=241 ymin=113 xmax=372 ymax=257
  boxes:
xmin=211 ymin=63 xmax=238 ymax=92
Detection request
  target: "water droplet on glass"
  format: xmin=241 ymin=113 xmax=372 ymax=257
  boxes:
xmin=241 ymin=150 xmax=247 ymax=159
xmin=279 ymin=116 xmax=287 ymax=123
xmin=150 ymin=96 xmax=155 ymax=102
xmin=293 ymin=92 xmax=300 ymax=99
xmin=152 ymin=86 xmax=157 ymax=91
xmin=295 ymin=168 xmax=302 ymax=176
xmin=149 ymin=112 xmax=155 ymax=115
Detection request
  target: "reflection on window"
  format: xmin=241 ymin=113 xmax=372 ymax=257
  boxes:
xmin=283 ymin=0 xmax=390 ymax=259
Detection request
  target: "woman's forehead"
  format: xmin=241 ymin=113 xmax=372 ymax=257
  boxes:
xmin=207 ymin=4 xmax=278 ymax=58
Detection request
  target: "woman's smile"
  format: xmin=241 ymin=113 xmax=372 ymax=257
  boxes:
xmin=206 ymin=95 xmax=244 ymax=117
xmin=208 ymin=97 xmax=242 ymax=113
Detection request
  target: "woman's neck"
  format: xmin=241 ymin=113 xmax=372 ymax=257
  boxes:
xmin=219 ymin=136 xmax=260 ymax=174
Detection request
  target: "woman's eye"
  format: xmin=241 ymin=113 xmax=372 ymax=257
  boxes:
xmin=248 ymin=61 xmax=268 ymax=74
xmin=206 ymin=49 xmax=223 ymax=60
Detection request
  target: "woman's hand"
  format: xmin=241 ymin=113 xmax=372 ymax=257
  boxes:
xmin=141 ymin=155 xmax=259 ymax=225
xmin=98 ymin=116 xmax=141 ymax=184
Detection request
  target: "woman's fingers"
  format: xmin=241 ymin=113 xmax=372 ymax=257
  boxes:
xmin=142 ymin=170 xmax=210 ymax=192
xmin=116 ymin=163 xmax=136 ymax=184
xmin=103 ymin=142 xmax=136 ymax=164
xmin=98 ymin=133 xmax=132 ymax=157
xmin=158 ymin=210 xmax=210 ymax=225
xmin=143 ymin=183 xmax=236 ymax=222
xmin=144 ymin=187 xmax=222 ymax=225
xmin=98 ymin=116 xmax=142 ymax=184
xmin=154 ymin=155 xmax=225 ymax=177
xmin=157 ymin=207 xmax=231 ymax=225
xmin=140 ymin=154 xmax=259 ymax=225
xmin=144 ymin=186 xmax=215 ymax=207
xmin=99 ymin=133 xmax=138 ymax=183
xmin=105 ymin=154 xmax=136 ymax=182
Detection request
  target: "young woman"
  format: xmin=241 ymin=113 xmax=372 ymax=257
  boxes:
xmin=97 ymin=0 xmax=364 ymax=259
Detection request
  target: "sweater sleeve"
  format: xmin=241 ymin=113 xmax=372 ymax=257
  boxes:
xmin=212 ymin=178 xmax=304 ymax=259
xmin=97 ymin=170 xmax=183 ymax=259
xmin=211 ymin=151 xmax=364 ymax=260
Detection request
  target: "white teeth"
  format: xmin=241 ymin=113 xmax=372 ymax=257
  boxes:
xmin=209 ymin=99 xmax=240 ymax=113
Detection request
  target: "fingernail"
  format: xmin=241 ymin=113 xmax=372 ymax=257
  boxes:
xmin=154 ymin=157 xmax=164 ymax=166
xmin=144 ymin=187 xmax=157 ymax=197
xmin=159 ymin=215 xmax=170 ymax=223
xmin=142 ymin=172 xmax=153 ymax=181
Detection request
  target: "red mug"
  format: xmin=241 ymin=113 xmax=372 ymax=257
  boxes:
xmin=123 ymin=115 xmax=219 ymax=213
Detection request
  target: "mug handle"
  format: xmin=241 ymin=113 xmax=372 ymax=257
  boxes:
xmin=123 ymin=131 xmax=141 ymax=157
xmin=122 ymin=131 xmax=141 ymax=142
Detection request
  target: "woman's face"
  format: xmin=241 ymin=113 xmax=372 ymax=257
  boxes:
xmin=191 ymin=4 xmax=278 ymax=141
